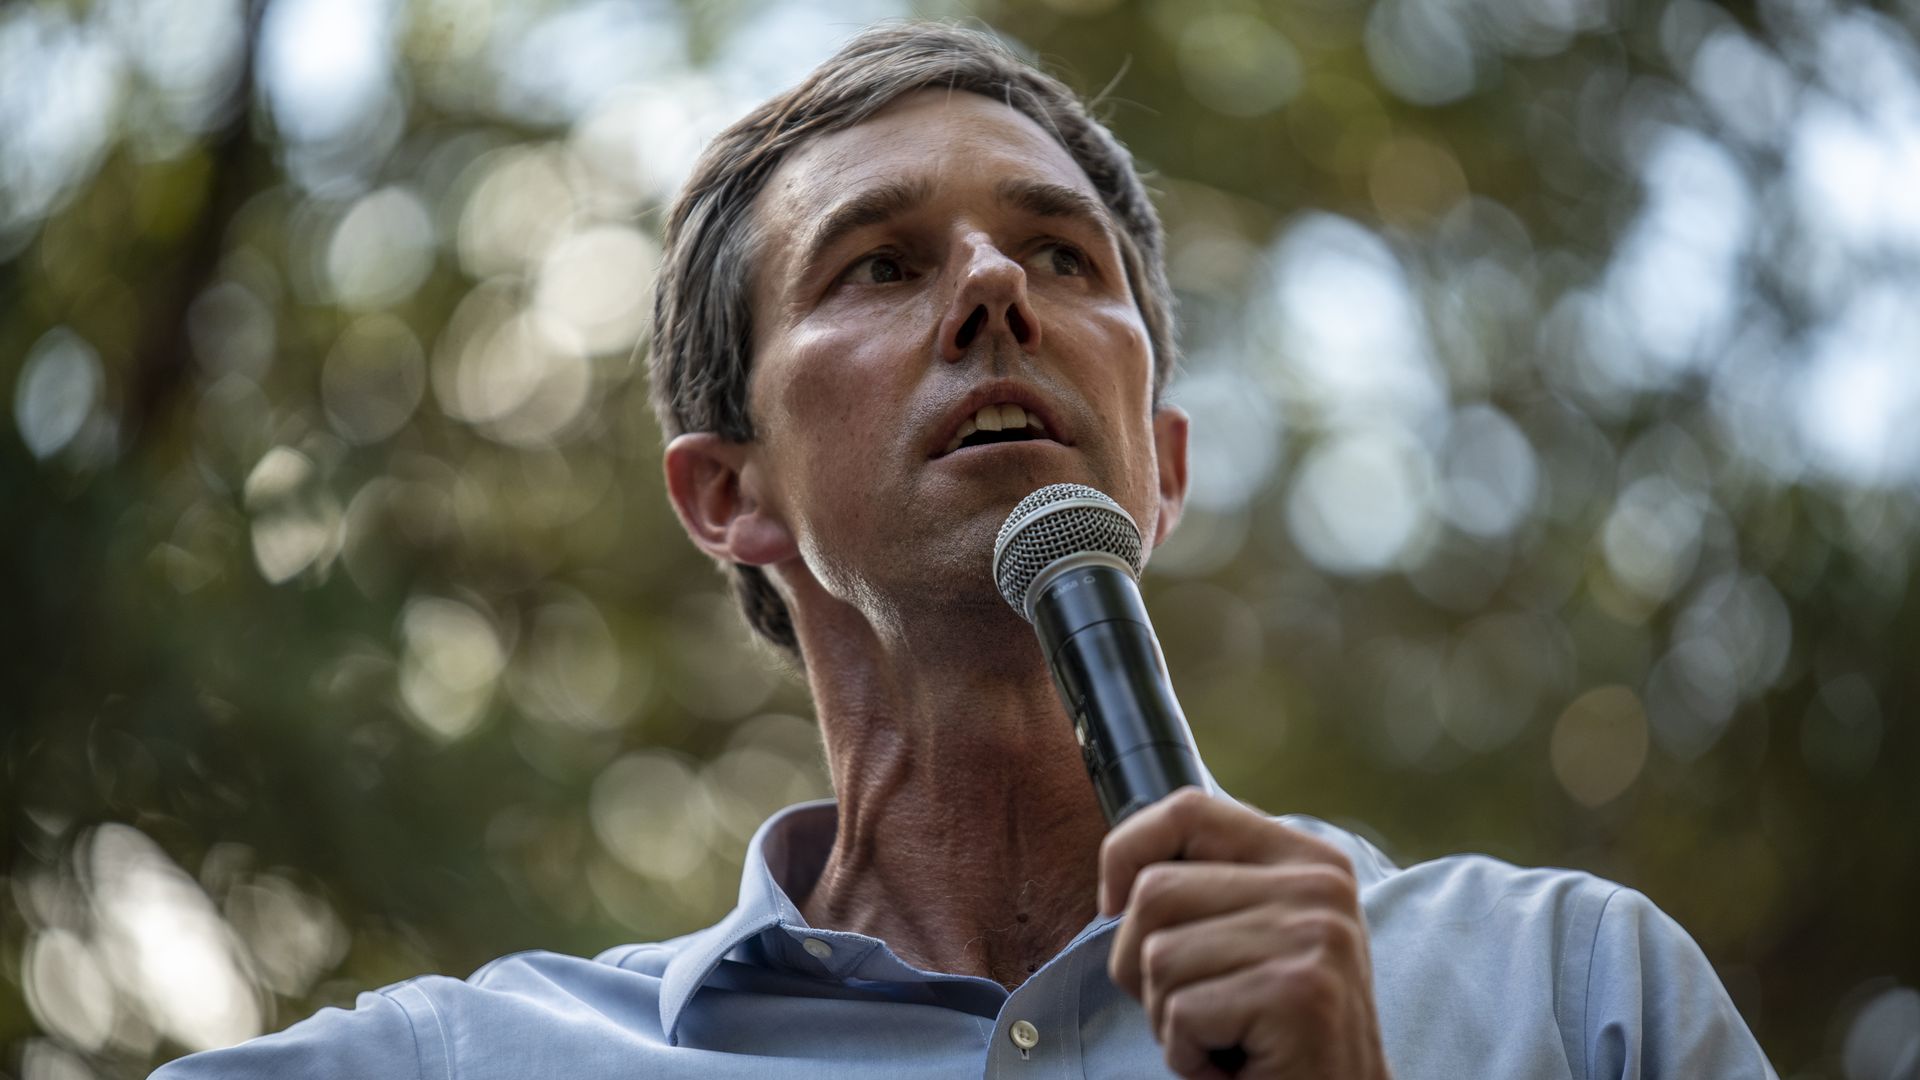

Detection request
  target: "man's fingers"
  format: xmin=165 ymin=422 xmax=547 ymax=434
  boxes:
xmin=1095 ymin=790 xmax=1380 ymax=1078
xmin=1107 ymin=862 xmax=1359 ymax=996
xmin=1135 ymin=904 xmax=1353 ymax=1037
xmin=1154 ymin=960 xmax=1299 ymax=1079
xmin=1097 ymin=788 xmax=1346 ymax=916
xmin=1110 ymin=863 xmax=1262 ymax=995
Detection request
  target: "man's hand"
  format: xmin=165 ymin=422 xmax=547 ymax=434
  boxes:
xmin=1100 ymin=788 xmax=1391 ymax=1080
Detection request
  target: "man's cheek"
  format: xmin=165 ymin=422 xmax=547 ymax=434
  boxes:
xmin=774 ymin=370 xmax=862 ymax=436
xmin=798 ymin=456 xmax=887 ymax=540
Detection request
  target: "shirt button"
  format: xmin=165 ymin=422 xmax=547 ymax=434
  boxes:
xmin=1008 ymin=1020 xmax=1040 ymax=1051
xmin=801 ymin=937 xmax=833 ymax=960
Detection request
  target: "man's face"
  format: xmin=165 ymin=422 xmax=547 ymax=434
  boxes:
xmin=742 ymin=88 xmax=1186 ymax=620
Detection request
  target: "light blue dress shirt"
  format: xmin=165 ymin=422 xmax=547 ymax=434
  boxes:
xmin=152 ymin=796 xmax=1777 ymax=1078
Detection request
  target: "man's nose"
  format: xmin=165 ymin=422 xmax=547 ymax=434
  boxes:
xmin=937 ymin=234 xmax=1041 ymax=362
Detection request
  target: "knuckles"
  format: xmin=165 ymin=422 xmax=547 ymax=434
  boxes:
xmin=1299 ymin=910 xmax=1357 ymax=959
xmin=1129 ymin=862 xmax=1185 ymax=919
xmin=1164 ymin=785 xmax=1213 ymax=818
xmin=1160 ymin=986 xmax=1204 ymax=1045
xmin=1260 ymin=956 xmax=1344 ymax=1027
xmin=1140 ymin=929 xmax=1178 ymax=983
xmin=1294 ymin=862 xmax=1361 ymax=913
xmin=1149 ymin=786 xmax=1214 ymax=845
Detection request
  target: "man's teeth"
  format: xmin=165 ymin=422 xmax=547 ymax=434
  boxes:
xmin=942 ymin=404 xmax=1050 ymax=454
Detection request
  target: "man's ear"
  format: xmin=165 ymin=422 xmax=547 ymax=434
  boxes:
xmin=663 ymin=433 xmax=798 ymax=567
xmin=1149 ymin=403 xmax=1190 ymax=548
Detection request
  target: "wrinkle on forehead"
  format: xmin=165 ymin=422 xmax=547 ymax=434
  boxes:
xmin=782 ymin=88 xmax=1091 ymax=196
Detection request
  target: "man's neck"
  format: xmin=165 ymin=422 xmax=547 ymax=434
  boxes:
xmin=789 ymin=593 xmax=1110 ymax=991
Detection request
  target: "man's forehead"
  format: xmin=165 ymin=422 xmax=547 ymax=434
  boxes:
xmin=762 ymin=89 xmax=1099 ymax=215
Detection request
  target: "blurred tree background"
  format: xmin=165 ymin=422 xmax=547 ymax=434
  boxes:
xmin=3 ymin=0 xmax=1917 ymax=1076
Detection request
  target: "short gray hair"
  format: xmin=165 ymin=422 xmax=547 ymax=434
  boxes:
xmin=649 ymin=21 xmax=1178 ymax=662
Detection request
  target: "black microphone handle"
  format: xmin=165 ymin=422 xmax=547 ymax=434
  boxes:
xmin=1031 ymin=560 xmax=1207 ymax=826
xmin=1030 ymin=561 xmax=1249 ymax=1074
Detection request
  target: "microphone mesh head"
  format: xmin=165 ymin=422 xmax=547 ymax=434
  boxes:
xmin=992 ymin=483 xmax=1144 ymax=617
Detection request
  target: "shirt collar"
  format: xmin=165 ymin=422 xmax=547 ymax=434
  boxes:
xmin=658 ymin=798 xmax=834 ymax=1045
xmin=657 ymin=766 xmax=1237 ymax=1045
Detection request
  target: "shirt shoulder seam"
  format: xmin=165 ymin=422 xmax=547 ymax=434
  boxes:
xmin=383 ymin=981 xmax=454 ymax=1080
xmin=1581 ymin=885 xmax=1627 ymax=1080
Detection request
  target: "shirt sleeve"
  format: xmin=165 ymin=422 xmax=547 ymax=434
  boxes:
xmin=149 ymin=984 xmax=435 ymax=1080
xmin=1583 ymin=887 xmax=1779 ymax=1080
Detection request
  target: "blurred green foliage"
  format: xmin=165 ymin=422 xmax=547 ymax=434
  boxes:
xmin=3 ymin=0 xmax=1918 ymax=1077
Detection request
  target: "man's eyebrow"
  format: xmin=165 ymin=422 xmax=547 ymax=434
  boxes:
xmin=793 ymin=175 xmax=1118 ymax=283
xmin=798 ymin=177 xmax=936 ymax=278
xmin=993 ymin=177 xmax=1116 ymax=238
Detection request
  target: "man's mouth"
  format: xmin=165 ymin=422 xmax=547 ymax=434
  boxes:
xmin=941 ymin=403 xmax=1055 ymax=456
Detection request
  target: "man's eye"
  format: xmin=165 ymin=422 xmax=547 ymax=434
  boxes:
xmin=1046 ymin=244 xmax=1085 ymax=277
xmin=846 ymin=254 xmax=907 ymax=284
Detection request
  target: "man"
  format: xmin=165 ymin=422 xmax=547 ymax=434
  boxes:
xmin=156 ymin=22 xmax=1776 ymax=1079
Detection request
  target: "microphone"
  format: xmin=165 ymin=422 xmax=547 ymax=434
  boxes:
xmin=995 ymin=484 xmax=1249 ymax=1075
xmin=992 ymin=483 xmax=1208 ymax=826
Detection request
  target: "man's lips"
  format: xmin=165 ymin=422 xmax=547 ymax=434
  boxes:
xmin=928 ymin=383 xmax=1072 ymax=458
